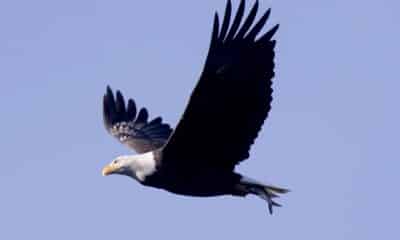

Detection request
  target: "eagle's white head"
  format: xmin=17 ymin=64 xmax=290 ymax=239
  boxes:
xmin=102 ymin=152 xmax=156 ymax=181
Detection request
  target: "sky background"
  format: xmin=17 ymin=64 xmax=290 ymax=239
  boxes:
xmin=1 ymin=0 xmax=399 ymax=239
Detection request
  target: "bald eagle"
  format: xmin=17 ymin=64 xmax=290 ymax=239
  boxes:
xmin=102 ymin=0 xmax=289 ymax=214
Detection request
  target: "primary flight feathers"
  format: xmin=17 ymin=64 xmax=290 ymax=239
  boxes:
xmin=163 ymin=0 xmax=278 ymax=171
xmin=103 ymin=86 xmax=173 ymax=153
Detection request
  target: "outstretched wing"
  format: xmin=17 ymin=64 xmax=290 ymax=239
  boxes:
xmin=163 ymin=0 xmax=278 ymax=171
xmin=103 ymin=86 xmax=173 ymax=153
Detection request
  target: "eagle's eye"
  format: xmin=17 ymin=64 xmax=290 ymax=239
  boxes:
xmin=112 ymin=160 xmax=119 ymax=165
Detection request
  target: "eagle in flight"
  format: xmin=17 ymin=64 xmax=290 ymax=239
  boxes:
xmin=102 ymin=0 xmax=289 ymax=214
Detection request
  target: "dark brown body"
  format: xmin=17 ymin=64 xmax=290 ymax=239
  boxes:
xmin=144 ymin=165 xmax=243 ymax=197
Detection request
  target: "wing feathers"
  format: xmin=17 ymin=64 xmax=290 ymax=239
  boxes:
xmin=210 ymin=13 xmax=220 ymax=51
xmin=136 ymin=108 xmax=149 ymax=124
xmin=148 ymin=117 xmax=162 ymax=126
xmin=163 ymin=0 xmax=278 ymax=170
xmin=225 ymin=0 xmax=245 ymax=41
xmin=103 ymin=87 xmax=173 ymax=153
xmin=126 ymin=99 xmax=137 ymax=120
xmin=246 ymin=8 xmax=271 ymax=40
xmin=115 ymin=91 xmax=126 ymax=119
xmin=219 ymin=0 xmax=232 ymax=41
xmin=236 ymin=0 xmax=258 ymax=39
xmin=258 ymin=24 xmax=279 ymax=43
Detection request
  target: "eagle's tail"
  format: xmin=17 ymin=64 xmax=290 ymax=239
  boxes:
xmin=236 ymin=176 xmax=289 ymax=214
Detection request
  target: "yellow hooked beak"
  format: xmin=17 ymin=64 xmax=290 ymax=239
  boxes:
xmin=102 ymin=164 xmax=119 ymax=176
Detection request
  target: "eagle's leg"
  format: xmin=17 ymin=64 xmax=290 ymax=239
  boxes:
xmin=233 ymin=175 xmax=289 ymax=214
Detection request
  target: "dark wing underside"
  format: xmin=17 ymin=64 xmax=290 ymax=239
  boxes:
xmin=103 ymin=87 xmax=173 ymax=153
xmin=163 ymin=0 xmax=278 ymax=171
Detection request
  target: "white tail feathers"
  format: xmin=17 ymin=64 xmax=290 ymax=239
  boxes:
xmin=238 ymin=176 xmax=289 ymax=214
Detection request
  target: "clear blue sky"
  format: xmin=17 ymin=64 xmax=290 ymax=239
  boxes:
xmin=1 ymin=0 xmax=398 ymax=239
